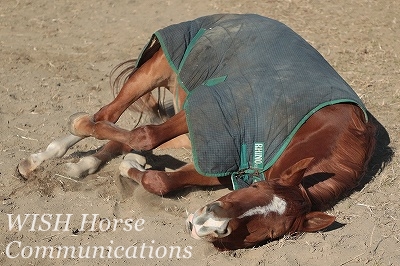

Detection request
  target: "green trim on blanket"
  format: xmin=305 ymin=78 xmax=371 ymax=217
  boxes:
xmin=260 ymin=99 xmax=368 ymax=173
xmin=178 ymin=28 xmax=206 ymax=74
xmin=154 ymin=32 xmax=179 ymax=74
xmin=229 ymin=99 xmax=367 ymax=190
xmin=202 ymin=76 xmax=228 ymax=86
xmin=188 ymin=98 xmax=367 ymax=181
xmin=154 ymin=29 xmax=206 ymax=95
xmin=153 ymin=31 xmax=187 ymax=96
xmin=144 ymin=15 xmax=369 ymax=188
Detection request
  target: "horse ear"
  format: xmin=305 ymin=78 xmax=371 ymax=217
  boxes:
xmin=278 ymin=157 xmax=314 ymax=187
xmin=301 ymin=212 xmax=335 ymax=232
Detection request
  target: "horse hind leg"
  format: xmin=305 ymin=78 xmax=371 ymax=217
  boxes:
xmin=64 ymin=140 xmax=132 ymax=178
xmin=119 ymin=154 xmax=228 ymax=196
xmin=18 ymin=134 xmax=83 ymax=179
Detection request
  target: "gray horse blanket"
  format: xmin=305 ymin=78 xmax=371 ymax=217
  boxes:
xmin=137 ymin=14 xmax=367 ymax=189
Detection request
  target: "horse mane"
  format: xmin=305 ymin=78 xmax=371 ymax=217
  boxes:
xmin=302 ymin=108 xmax=377 ymax=211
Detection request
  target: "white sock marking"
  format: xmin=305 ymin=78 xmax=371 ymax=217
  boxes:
xmin=119 ymin=153 xmax=146 ymax=178
xmin=18 ymin=134 xmax=83 ymax=177
xmin=64 ymin=156 xmax=101 ymax=178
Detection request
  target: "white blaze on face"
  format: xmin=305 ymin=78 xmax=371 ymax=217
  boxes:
xmin=238 ymin=195 xmax=287 ymax=219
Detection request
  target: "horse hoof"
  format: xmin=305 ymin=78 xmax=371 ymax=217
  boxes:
xmin=64 ymin=156 xmax=102 ymax=178
xmin=17 ymin=154 xmax=41 ymax=179
xmin=68 ymin=112 xmax=94 ymax=137
xmin=123 ymin=153 xmax=146 ymax=166
xmin=17 ymin=158 xmax=33 ymax=179
xmin=119 ymin=154 xmax=146 ymax=178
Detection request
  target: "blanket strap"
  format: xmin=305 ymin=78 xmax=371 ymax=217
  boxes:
xmin=231 ymin=143 xmax=266 ymax=190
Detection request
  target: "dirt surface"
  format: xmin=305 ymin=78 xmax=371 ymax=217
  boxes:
xmin=1 ymin=0 xmax=399 ymax=265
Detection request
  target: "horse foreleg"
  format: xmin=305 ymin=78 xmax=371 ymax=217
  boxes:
xmin=64 ymin=140 xmax=132 ymax=178
xmin=119 ymin=154 xmax=229 ymax=196
xmin=18 ymin=134 xmax=83 ymax=178
xmin=68 ymin=110 xmax=188 ymax=151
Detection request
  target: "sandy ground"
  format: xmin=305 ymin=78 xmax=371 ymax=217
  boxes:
xmin=1 ymin=0 xmax=399 ymax=265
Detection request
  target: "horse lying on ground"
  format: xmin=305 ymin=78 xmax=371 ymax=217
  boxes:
xmin=18 ymin=14 xmax=376 ymax=250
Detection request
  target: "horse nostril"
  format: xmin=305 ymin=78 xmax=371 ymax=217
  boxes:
xmin=212 ymin=220 xmax=231 ymax=237
xmin=187 ymin=220 xmax=193 ymax=233
xmin=216 ymin=227 xmax=228 ymax=235
xmin=206 ymin=203 xmax=217 ymax=213
xmin=205 ymin=201 xmax=225 ymax=216
xmin=186 ymin=214 xmax=194 ymax=233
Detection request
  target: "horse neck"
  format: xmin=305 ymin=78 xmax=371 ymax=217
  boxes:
xmin=304 ymin=118 xmax=375 ymax=210
xmin=265 ymin=104 xmax=376 ymax=211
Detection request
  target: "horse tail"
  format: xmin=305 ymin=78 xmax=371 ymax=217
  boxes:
xmin=109 ymin=59 xmax=169 ymax=125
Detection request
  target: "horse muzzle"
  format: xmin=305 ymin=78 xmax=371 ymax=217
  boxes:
xmin=186 ymin=202 xmax=232 ymax=241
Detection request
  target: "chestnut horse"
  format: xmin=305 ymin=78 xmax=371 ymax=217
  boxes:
xmin=18 ymin=14 xmax=376 ymax=250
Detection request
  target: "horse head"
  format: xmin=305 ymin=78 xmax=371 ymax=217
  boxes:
xmin=186 ymin=158 xmax=335 ymax=250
